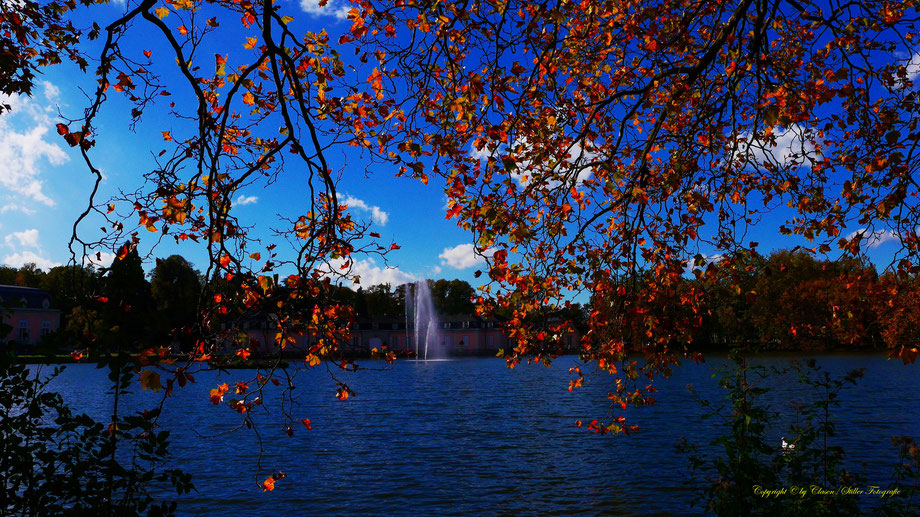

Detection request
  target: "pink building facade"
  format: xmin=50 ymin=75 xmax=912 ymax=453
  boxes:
xmin=223 ymin=313 xmax=579 ymax=357
xmin=0 ymin=285 xmax=62 ymax=349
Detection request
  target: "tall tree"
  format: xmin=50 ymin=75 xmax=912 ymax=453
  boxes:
xmin=150 ymin=255 xmax=201 ymax=348
xmin=429 ymin=279 xmax=475 ymax=315
xmin=102 ymin=243 xmax=152 ymax=348
xmin=14 ymin=263 xmax=45 ymax=288
xmin=41 ymin=264 xmax=102 ymax=318
xmin=0 ymin=266 xmax=17 ymax=285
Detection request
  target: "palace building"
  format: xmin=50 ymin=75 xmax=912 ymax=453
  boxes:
xmin=0 ymin=285 xmax=61 ymax=350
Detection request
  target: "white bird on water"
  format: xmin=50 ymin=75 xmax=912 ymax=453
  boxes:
xmin=782 ymin=437 xmax=795 ymax=454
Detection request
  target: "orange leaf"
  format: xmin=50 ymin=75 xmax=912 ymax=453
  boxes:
xmin=261 ymin=476 xmax=275 ymax=491
xmin=301 ymin=418 xmax=312 ymax=430
xmin=336 ymin=387 xmax=351 ymax=401
xmin=220 ymin=254 xmax=231 ymax=268
xmin=244 ymin=37 xmax=257 ymax=49
xmin=209 ymin=383 xmax=229 ymax=404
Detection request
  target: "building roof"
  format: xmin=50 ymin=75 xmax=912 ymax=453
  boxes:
xmin=0 ymin=285 xmax=56 ymax=310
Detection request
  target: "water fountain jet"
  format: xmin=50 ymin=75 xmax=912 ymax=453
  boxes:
xmin=406 ymin=280 xmax=443 ymax=360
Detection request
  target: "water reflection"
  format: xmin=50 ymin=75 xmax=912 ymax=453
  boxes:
xmin=41 ymin=354 xmax=919 ymax=515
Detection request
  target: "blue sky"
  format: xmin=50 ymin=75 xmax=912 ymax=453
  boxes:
xmin=0 ymin=0 xmax=914 ymax=289
xmin=0 ymin=1 xmax=493 ymax=286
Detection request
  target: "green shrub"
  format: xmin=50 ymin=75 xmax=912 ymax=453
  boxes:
xmin=0 ymin=360 xmax=192 ymax=515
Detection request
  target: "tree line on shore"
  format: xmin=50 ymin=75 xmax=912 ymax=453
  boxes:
xmin=2 ymin=247 xmax=917 ymax=355
xmin=0 ymin=248 xmax=493 ymax=353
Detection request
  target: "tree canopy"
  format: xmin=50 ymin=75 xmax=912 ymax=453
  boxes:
xmin=2 ymin=0 xmax=918 ymax=450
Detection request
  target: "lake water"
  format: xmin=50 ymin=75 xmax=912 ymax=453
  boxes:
xmin=41 ymin=354 xmax=919 ymax=515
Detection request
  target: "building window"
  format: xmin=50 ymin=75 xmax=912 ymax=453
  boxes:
xmin=40 ymin=321 xmax=51 ymax=337
xmin=18 ymin=320 xmax=28 ymax=342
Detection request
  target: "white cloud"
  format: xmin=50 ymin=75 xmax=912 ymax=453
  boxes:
xmin=343 ymin=194 xmax=389 ymax=226
xmin=1 ymin=251 xmax=59 ymax=271
xmin=904 ymin=52 xmax=920 ymax=83
xmin=0 ymin=90 xmax=68 ymax=207
xmin=41 ymin=81 xmax=61 ymax=102
xmin=0 ymin=204 xmax=37 ymax=215
xmin=235 ymin=194 xmax=258 ymax=205
xmin=846 ymin=228 xmax=900 ymax=249
xmin=736 ymin=124 xmax=818 ymax=168
xmin=322 ymin=256 xmax=418 ymax=286
xmin=471 ymin=136 xmax=596 ymax=190
xmin=439 ymin=243 xmax=495 ymax=269
xmin=5 ymin=229 xmax=40 ymax=249
xmin=300 ymin=0 xmax=350 ymax=19
xmin=85 ymin=251 xmax=116 ymax=268
xmin=686 ymin=253 xmax=724 ymax=273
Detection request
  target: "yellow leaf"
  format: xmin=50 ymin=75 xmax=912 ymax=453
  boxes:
xmin=140 ymin=370 xmax=162 ymax=392
xmin=258 ymin=275 xmax=272 ymax=292
xmin=243 ymin=92 xmax=255 ymax=105
xmin=154 ymin=7 xmax=169 ymax=19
